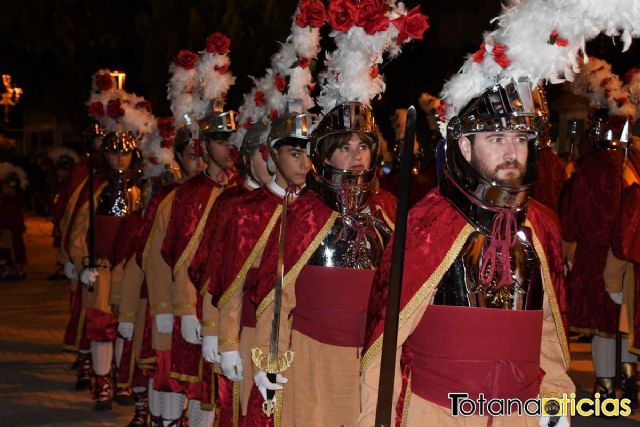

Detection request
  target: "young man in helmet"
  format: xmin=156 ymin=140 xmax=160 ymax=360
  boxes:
xmin=153 ymin=104 xmax=238 ymax=427
xmin=68 ymin=131 xmax=143 ymax=410
xmin=206 ymin=113 xmax=311 ymax=425
xmin=116 ymin=120 xmax=206 ymax=427
xmin=360 ymin=80 xmax=574 ymax=426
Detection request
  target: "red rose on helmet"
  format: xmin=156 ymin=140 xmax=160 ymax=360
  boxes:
xmin=214 ymin=64 xmax=229 ymax=74
xmin=106 ymin=99 xmax=124 ymax=119
xmin=254 ymin=90 xmax=266 ymax=107
xmin=295 ymin=0 xmax=327 ymax=28
xmin=88 ymin=101 xmax=104 ymax=119
xmin=298 ymin=57 xmax=310 ymax=69
xmin=136 ymin=100 xmax=152 ymax=113
xmin=206 ymin=32 xmax=231 ymax=55
xmin=157 ymin=117 xmax=175 ymax=139
xmin=269 ymin=109 xmax=279 ymax=121
xmin=174 ymin=50 xmax=199 ymax=70
xmin=95 ymin=73 xmax=113 ymax=92
xmin=356 ymin=0 xmax=389 ymax=35
xmin=274 ymin=74 xmax=287 ymax=93
xmin=148 ymin=156 xmax=159 ymax=165
xmin=328 ymin=0 xmax=357 ymax=33
xmin=392 ymin=5 xmax=429 ymax=44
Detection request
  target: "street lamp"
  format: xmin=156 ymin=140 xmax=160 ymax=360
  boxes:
xmin=0 ymin=74 xmax=23 ymax=124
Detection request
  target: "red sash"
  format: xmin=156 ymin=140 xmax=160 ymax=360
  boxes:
xmin=407 ymin=305 xmax=544 ymax=412
xmin=292 ymin=265 xmax=375 ymax=347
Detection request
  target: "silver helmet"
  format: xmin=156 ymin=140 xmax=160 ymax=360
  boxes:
xmin=588 ymin=108 xmax=631 ymax=150
xmin=441 ymin=78 xmax=548 ymax=216
xmin=267 ymin=100 xmax=317 ymax=174
xmin=200 ymin=98 xmax=237 ymax=138
xmin=309 ymin=102 xmax=380 ymax=213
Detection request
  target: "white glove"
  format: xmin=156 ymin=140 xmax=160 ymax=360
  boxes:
xmin=118 ymin=322 xmax=134 ymax=340
xmin=608 ymin=291 xmax=623 ymax=305
xmin=254 ymin=371 xmax=287 ymax=401
xmin=202 ymin=336 xmax=221 ymax=364
xmin=221 ymin=350 xmax=243 ymax=381
xmin=80 ymin=268 xmax=98 ymax=286
xmin=63 ymin=262 xmax=78 ymax=280
xmin=155 ymin=313 xmax=174 ymax=334
xmin=180 ymin=315 xmax=202 ymax=344
xmin=539 ymin=415 xmax=569 ymax=427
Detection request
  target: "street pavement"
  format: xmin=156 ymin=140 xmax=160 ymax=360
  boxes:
xmin=0 ymin=215 xmax=639 ymax=426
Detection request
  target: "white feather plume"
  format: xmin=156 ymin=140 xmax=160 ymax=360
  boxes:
xmin=317 ymin=2 xmax=420 ymax=114
xmin=168 ymin=61 xmax=201 ymax=128
xmin=441 ymin=0 xmax=640 ymax=119
xmin=571 ymin=57 xmax=637 ymax=118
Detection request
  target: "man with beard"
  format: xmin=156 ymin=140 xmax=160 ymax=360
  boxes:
xmin=360 ymin=79 xmax=573 ymax=426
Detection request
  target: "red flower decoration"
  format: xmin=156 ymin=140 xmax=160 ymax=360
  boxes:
xmin=356 ymin=0 xmax=389 ymax=35
xmin=269 ymin=109 xmax=279 ymax=121
xmin=254 ymin=90 xmax=266 ymax=107
xmin=274 ymin=74 xmax=287 ymax=93
xmin=492 ymin=43 xmax=511 ymax=68
xmin=174 ymin=50 xmax=199 ymax=70
xmin=88 ymin=101 xmax=104 ymax=119
xmin=158 ymin=117 xmax=175 ymax=139
xmin=148 ymin=156 xmax=159 ymax=165
xmin=214 ymin=64 xmax=229 ymax=74
xmin=392 ymin=5 xmax=429 ymax=44
xmin=370 ymin=65 xmax=379 ymax=79
xmin=243 ymin=118 xmax=253 ymax=129
xmin=259 ymin=144 xmax=269 ymax=162
xmin=295 ymin=0 xmax=326 ymax=28
xmin=106 ymin=99 xmax=125 ymax=119
xmin=328 ymin=0 xmax=357 ymax=33
xmin=437 ymin=102 xmax=448 ymax=120
xmin=206 ymin=32 xmax=231 ymax=55
xmin=136 ymin=100 xmax=152 ymax=113
xmin=95 ymin=73 xmax=113 ymax=92
xmin=548 ymin=30 xmax=568 ymax=47
xmin=298 ymin=57 xmax=310 ymax=69
xmin=307 ymin=83 xmax=315 ymax=93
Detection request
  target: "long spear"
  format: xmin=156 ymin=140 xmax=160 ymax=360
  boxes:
xmin=374 ymin=105 xmax=416 ymax=427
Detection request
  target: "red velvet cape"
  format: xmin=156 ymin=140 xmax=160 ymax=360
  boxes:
xmin=531 ymin=148 xmax=566 ymax=213
xmin=161 ymin=172 xmax=222 ymax=270
xmin=362 ymin=188 xmax=569 ymax=358
xmin=559 ymin=149 xmax=624 ymax=335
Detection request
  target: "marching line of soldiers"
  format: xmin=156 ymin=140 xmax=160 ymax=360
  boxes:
xmin=48 ymin=0 xmax=640 ymax=426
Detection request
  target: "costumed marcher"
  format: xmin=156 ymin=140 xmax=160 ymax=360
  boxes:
xmin=602 ymin=66 xmax=640 ymax=408
xmin=380 ymin=103 xmax=438 ymax=206
xmin=0 ymin=161 xmax=28 ymax=280
xmin=207 ymin=4 xmax=322 ymax=423
xmin=68 ymin=73 xmax=154 ymax=410
xmin=155 ymin=33 xmax=238 ymax=427
xmin=115 ymin=113 xmax=194 ymax=427
xmin=356 ymin=0 xmax=640 ymax=423
xmin=560 ymin=57 xmax=638 ymax=404
xmin=59 ymin=119 xmax=106 ymax=386
xmin=48 ymin=146 xmax=80 ymax=280
xmin=530 ymin=123 xmax=567 ymax=213
xmin=247 ymin=2 xmax=427 ymax=425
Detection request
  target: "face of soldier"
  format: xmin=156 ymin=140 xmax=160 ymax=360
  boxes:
xmin=327 ymin=133 xmax=371 ymax=171
xmin=205 ymin=138 xmax=234 ymax=169
xmin=249 ymin=148 xmax=272 ymax=186
xmin=459 ymin=131 xmax=529 ymax=186
xmin=178 ymin=144 xmax=205 ymax=178
xmin=107 ymin=151 xmax=133 ymax=172
xmin=272 ymin=146 xmax=310 ymax=187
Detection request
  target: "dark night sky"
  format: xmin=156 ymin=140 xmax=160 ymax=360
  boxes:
xmin=1 ymin=0 xmax=638 ymax=143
